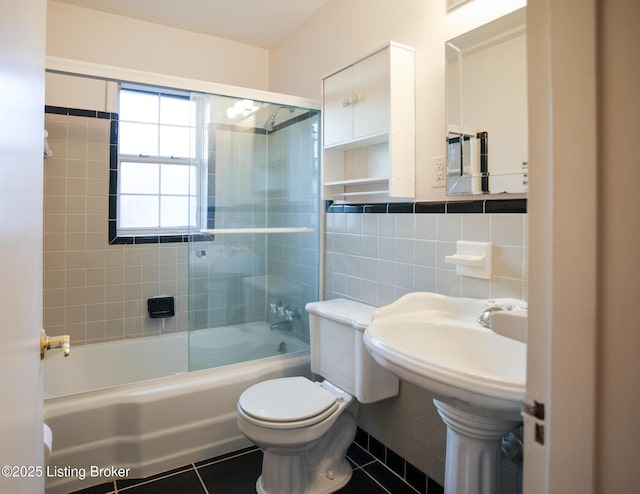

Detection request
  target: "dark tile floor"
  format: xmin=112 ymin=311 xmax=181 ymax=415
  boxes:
xmin=70 ymin=441 xmax=440 ymax=494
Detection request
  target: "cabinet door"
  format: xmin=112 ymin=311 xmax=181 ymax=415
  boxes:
xmin=323 ymin=66 xmax=353 ymax=147
xmin=352 ymin=48 xmax=390 ymax=140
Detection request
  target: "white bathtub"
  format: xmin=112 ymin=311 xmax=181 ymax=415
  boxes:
xmin=43 ymin=325 xmax=310 ymax=494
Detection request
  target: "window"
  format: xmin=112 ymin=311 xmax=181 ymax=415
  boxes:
xmin=116 ymin=85 xmax=200 ymax=239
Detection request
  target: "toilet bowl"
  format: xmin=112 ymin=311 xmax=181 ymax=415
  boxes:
xmin=236 ymin=299 xmax=400 ymax=494
xmin=238 ymin=377 xmax=356 ymax=494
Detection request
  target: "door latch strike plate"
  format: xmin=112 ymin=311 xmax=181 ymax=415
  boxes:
xmin=522 ymin=400 xmax=545 ymax=420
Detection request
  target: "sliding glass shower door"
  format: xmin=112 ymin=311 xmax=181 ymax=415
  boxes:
xmin=187 ymin=93 xmax=320 ymax=371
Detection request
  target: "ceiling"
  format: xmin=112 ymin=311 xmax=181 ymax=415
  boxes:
xmin=53 ymin=0 xmax=331 ymax=49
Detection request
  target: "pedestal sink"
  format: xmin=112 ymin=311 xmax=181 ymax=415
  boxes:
xmin=362 ymin=292 xmax=526 ymax=494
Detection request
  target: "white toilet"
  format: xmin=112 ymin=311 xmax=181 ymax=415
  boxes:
xmin=237 ymin=298 xmax=399 ymax=494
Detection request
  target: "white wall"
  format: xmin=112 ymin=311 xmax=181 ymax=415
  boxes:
xmin=269 ymin=0 xmax=526 ymax=200
xmin=46 ymin=72 xmax=114 ymax=111
xmin=46 ymin=1 xmax=269 ymax=90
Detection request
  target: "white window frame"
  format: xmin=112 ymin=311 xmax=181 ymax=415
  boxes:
xmin=116 ymin=84 xmax=204 ymax=238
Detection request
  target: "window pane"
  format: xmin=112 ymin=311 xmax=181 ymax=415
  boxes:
xmin=160 ymin=196 xmax=189 ymax=227
xmin=189 ymin=196 xmax=198 ymax=226
xmin=120 ymin=162 xmax=159 ymax=194
xmin=159 ymin=125 xmax=192 ymax=158
xmin=119 ymin=122 xmax=159 ymax=155
xmin=160 ymin=164 xmax=190 ymax=195
xmin=116 ymin=85 xmax=202 ymax=237
xmin=119 ymin=91 xmax=159 ymax=124
xmin=189 ymin=165 xmax=198 ymax=195
xmin=160 ymin=95 xmax=194 ymax=126
xmin=119 ymin=195 xmax=159 ymax=228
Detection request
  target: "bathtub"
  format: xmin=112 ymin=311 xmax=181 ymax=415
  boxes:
xmin=43 ymin=325 xmax=311 ymax=494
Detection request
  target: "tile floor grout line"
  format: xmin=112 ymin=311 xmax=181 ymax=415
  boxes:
xmin=350 ymin=457 xmax=378 ymax=469
xmin=350 ymin=441 xmax=422 ymax=494
xmin=115 ymin=465 xmax=195 ymax=492
xmin=368 ymin=457 xmax=423 ymax=494
xmin=360 ymin=466 xmax=393 ymax=494
xmin=79 ymin=442 xmax=430 ymax=494
xmin=195 ymin=446 xmax=261 ymax=469
xmin=192 ymin=462 xmax=210 ymax=494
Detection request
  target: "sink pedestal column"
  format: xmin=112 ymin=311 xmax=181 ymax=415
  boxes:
xmin=434 ymin=399 xmax=520 ymax=494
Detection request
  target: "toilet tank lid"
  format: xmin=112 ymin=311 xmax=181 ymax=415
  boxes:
xmin=305 ymin=299 xmax=376 ymax=331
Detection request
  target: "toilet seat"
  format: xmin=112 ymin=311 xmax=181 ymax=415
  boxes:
xmin=238 ymin=377 xmax=340 ymax=430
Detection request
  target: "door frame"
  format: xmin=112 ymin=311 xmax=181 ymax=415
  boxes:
xmin=524 ymin=0 xmax=598 ymax=492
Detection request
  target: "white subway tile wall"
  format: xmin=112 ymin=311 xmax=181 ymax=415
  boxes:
xmin=324 ymin=211 xmax=527 ymax=305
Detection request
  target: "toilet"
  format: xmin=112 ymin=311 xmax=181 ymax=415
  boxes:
xmin=237 ymin=299 xmax=399 ymax=494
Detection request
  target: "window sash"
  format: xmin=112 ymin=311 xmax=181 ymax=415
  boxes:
xmin=117 ymin=154 xmax=201 ymax=236
xmin=116 ymin=84 xmax=206 ymax=238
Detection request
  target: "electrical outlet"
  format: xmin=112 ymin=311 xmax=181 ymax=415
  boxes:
xmin=432 ymin=155 xmax=446 ymax=188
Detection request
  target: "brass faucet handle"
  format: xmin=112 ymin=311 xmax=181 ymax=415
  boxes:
xmin=40 ymin=329 xmax=70 ymax=360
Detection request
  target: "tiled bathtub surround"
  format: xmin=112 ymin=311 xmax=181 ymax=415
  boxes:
xmin=43 ymin=110 xmax=190 ymax=345
xmin=43 ymin=104 xmax=320 ymax=347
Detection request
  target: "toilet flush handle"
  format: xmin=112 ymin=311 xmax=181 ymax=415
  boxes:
xmin=40 ymin=329 xmax=70 ymax=360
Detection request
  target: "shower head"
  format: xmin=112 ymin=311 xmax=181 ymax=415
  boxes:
xmin=263 ymin=106 xmax=295 ymax=132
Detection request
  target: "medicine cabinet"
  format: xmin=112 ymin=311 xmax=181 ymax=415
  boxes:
xmin=446 ymin=8 xmax=528 ymax=195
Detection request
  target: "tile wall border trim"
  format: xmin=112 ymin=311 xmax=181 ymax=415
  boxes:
xmin=45 ymin=105 xmax=117 ymax=120
xmin=325 ymin=198 xmax=527 ymax=214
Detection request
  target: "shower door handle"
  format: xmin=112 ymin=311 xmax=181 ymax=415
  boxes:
xmin=40 ymin=329 xmax=70 ymax=360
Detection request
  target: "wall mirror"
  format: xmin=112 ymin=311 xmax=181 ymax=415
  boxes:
xmin=445 ymin=7 xmax=527 ymax=195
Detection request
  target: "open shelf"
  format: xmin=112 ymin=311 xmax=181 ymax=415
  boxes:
xmin=324 ymin=176 xmax=389 ymax=187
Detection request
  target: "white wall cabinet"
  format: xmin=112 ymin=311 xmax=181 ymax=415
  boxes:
xmin=322 ymin=42 xmax=415 ymax=202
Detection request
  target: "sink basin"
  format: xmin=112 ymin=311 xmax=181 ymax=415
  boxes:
xmin=363 ymin=292 xmax=528 ymax=494
xmin=363 ymin=292 xmax=527 ymax=494
xmin=363 ymin=292 xmax=526 ymax=418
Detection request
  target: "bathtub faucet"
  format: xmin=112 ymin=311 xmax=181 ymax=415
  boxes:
xmin=285 ymin=307 xmax=301 ymax=321
xmin=271 ymin=301 xmax=286 ymax=317
xmin=271 ymin=302 xmax=302 ymax=321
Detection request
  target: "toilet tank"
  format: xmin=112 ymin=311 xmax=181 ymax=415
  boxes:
xmin=305 ymin=299 xmax=399 ymax=404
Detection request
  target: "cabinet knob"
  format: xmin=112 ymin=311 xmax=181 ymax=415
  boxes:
xmin=342 ymin=95 xmax=359 ymax=107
